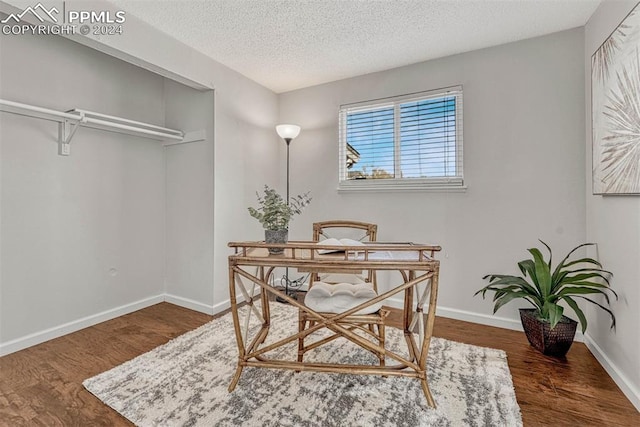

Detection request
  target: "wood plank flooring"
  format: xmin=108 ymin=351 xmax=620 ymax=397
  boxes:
xmin=1 ymin=302 xmax=638 ymax=426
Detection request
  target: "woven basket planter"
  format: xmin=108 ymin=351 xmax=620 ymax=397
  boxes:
xmin=519 ymin=309 xmax=577 ymax=357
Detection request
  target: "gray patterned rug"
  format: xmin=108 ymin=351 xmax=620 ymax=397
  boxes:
xmin=83 ymin=303 xmax=522 ymax=426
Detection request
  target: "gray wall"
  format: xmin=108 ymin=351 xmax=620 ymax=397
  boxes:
xmin=279 ymin=29 xmax=586 ymax=325
xmin=0 ymin=32 xmax=166 ymax=343
xmin=211 ymin=72 xmax=281 ymax=308
xmin=584 ymin=0 xmax=640 ymax=408
xmin=3 ymin=0 xmax=281 ymax=311
xmin=0 ymin=1 xmax=280 ymax=351
xmin=164 ymin=81 xmax=215 ymax=309
xmin=5 ymin=4 xmax=636 ymax=410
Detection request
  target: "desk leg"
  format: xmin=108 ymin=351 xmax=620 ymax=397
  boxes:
xmin=297 ymin=310 xmax=306 ymax=364
xmin=260 ymin=266 xmax=271 ymax=347
xmin=403 ymin=271 xmax=417 ymax=362
xmin=228 ymin=365 xmax=244 ymax=393
xmin=420 ymin=377 xmax=436 ymax=408
xmin=229 ymin=266 xmax=274 ymax=391
xmin=418 ymin=269 xmax=439 ymax=408
xmin=228 ymin=264 xmax=245 ymax=392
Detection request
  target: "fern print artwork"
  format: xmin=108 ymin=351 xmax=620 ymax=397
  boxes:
xmin=592 ymin=3 xmax=640 ymax=195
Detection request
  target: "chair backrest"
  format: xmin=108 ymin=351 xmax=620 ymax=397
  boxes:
xmin=311 ymin=220 xmax=378 ymax=291
xmin=313 ymin=220 xmax=377 ymax=242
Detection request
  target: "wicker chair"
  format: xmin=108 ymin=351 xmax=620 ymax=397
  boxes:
xmin=297 ymin=220 xmax=390 ymax=366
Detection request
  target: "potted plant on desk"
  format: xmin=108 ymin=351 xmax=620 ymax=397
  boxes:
xmin=248 ymin=185 xmax=311 ymax=254
xmin=475 ymin=241 xmax=616 ymax=357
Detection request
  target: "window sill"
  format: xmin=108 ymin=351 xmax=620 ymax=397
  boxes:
xmin=337 ymin=179 xmax=467 ymax=193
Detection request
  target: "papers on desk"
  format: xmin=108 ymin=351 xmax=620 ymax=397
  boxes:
xmin=316 ymin=239 xmax=429 ymax=261
xmin=351 ymin=251 xmax=424 ymax=261
xmin=317 ymin=238 xmax=429 ymax=261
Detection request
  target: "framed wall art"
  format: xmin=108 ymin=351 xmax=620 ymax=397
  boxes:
xmin=592 ymin=3 xmax=640 ymax=195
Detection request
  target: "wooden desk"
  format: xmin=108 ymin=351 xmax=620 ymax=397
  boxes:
xmin=227 ymin=240 xmax=441 ymax=407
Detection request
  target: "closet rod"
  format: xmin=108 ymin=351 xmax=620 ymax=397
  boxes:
xmin=71 ymin=109 xmax=183 ymax=136
xmin=0 ymin=99 xmax=184 ymax=141
xmin=0 ymin=99 xmax=79 ymax=122
xmin=80 ymin=116 xmax=184 ymax=140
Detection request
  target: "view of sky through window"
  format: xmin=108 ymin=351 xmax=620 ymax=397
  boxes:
xmin=346 ymin=96 xmax=457 ymax=179
xmin=346 ymin=107 xmax=395 ymax=178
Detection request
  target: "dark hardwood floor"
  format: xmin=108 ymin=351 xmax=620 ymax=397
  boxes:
xmin=1 ymin=301 xmax=638 ymax=426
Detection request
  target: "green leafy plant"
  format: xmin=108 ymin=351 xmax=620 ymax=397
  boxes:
xmin=248 ymin=185 xmax=311 ymax=231
xmin=476 ymin=241 xmax=617 ymax=333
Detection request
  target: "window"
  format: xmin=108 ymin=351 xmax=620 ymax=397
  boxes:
xmin=338 ymin=86 xmax=464 ymax=191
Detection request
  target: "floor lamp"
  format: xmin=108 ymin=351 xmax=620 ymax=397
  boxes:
xmin=276 ymin=124 xmax=303 ymax=301
xmin=276 ymin=124 xmax=301 ymax=202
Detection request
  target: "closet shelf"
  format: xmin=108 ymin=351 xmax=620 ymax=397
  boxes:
xmin=0 ymin=99 xmax=185 ymax=155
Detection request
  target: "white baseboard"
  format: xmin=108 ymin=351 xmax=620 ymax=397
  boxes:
xmin=384 ymin=299 xmax=639 ymax=411
xmin=208 ymin=288 xmax=266 ymax=316
xmin=0 ymin=294 xmax=164 ymax=357
xmin=384 ymin=298 xmax=584 ymax=342
xmin=162 ymin=293 xmax=254 ymax=317
xmin=385 ymin=297 xmax=522 ymax=331
xmin=0 ymin=289 xmax=265 ymax=357
xmin=583 ymin=333 xmax=640 ymax=411
xmin=160 ymin=294 xmax=245 ymax=316
xmin=164 ymin=293 xmax=216 ymax=315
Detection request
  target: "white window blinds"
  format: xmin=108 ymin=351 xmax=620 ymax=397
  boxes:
xmin=339 ymin=86 xmax=463 ymax=190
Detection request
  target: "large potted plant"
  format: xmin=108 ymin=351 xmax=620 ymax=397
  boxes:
xmin=248 ymin=185 xmax=311 ymax=254
xmin=476 ymin=241 xmax=616 ymax=357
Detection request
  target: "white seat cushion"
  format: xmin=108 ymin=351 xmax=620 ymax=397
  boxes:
xmin=304 ymin=281 xmax=382 ymax=315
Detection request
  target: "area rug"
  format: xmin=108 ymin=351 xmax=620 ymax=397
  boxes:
xmin=83 ymin=303 xmax=522 ymax=426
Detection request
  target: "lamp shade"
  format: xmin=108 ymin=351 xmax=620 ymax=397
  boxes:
xmin=276 ymin=124 xmax=301 ymax=141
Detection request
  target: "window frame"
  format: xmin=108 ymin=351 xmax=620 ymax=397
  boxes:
xmin=338 ymin=85 xmax=465 ymax=192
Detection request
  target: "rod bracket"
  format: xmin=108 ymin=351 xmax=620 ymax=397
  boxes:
xmin=57 ymin=113 xmax=84 ymax=156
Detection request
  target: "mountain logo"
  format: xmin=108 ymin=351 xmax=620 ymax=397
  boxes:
xmin=1 ymin=2 xmax=59 ymax=24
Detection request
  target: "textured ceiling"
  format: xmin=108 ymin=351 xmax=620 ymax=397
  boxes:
xmin=109 ymin=0 xmax=600 ymax=93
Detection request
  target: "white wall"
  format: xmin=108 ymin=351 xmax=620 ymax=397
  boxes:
xmin=584 ymin=0 xmax=640 ymax=409
xmin=279 ymin=29 xmax=586 ymax=326
xmin=7 ymin=9 xmax=634 ymax=410
xmin=163 ymin=81 xmax=215 ymax=310
xmin=34 ymin=0 xmax=283 ymax=310
xmin=0 ymin=32 xmax=166 ymax=344
xmin=211 ymin=73 xmax=281 ymax=308
xmin=0 ymin=0 xmax=279 ymax=352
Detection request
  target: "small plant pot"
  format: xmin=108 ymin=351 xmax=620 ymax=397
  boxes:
xmin=265 ymin=229 xmax=288 ymax=254
xmin=519 ymin=309 xmax=578 ymax=357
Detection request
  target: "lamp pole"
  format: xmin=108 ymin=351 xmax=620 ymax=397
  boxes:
xmin=284 ymin=138 xmax=291 ymax=300
xmin=285 ymin=138 xmax=291 ymax=204
xmin=276 ymin=125 xmax=301 ymax=302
